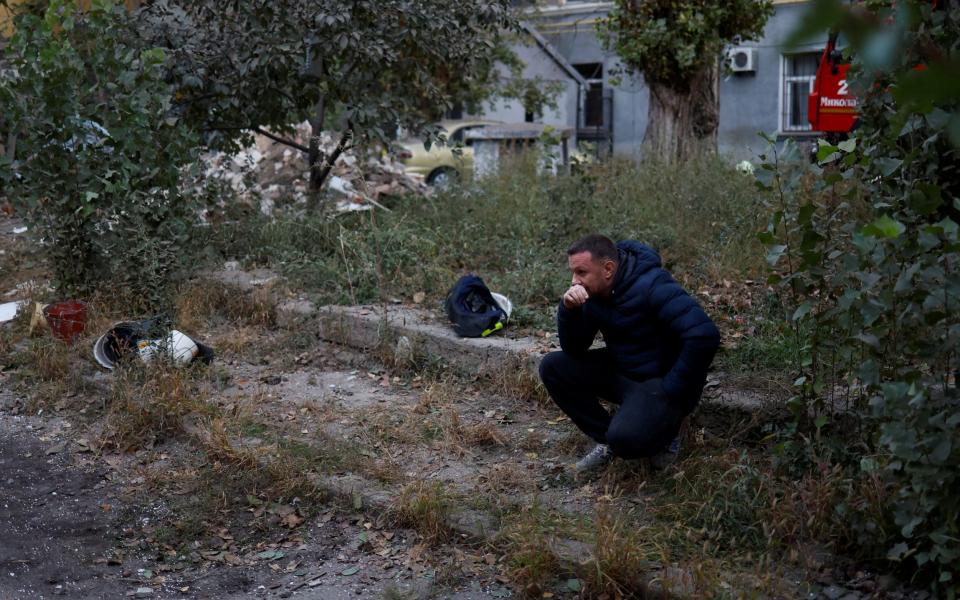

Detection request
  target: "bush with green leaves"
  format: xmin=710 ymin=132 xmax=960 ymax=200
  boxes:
xmin=756 ymin=1 xmax=959 ymax=591
xmin=0 ymin=0 xmax=200 ymax=312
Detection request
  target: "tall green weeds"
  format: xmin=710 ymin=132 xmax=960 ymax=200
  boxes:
xmin=208 ymin=156 xmax=763 ymax=326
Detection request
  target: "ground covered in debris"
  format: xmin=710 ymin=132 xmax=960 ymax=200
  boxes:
xmin=0 ymin=382 xmax=514 ymax=600
xmin=0 ymin=216 xmax=934 ymax=600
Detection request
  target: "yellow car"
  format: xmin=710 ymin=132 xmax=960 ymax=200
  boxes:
xmin=397 ymin=119 xmax=500 ymax=186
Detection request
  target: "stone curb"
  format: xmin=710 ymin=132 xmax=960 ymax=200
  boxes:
xmin=312 ymin=304 xmax=774 ymax=418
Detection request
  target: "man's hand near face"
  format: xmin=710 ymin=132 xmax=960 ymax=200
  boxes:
xmin=562 ymin=284 xmax=589 ymax=310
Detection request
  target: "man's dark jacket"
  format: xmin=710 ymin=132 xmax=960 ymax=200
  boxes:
xmin=558 ymin=240 xmax=721 ymax=411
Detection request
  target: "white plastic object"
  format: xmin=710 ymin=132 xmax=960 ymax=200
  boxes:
xmin=137 ymin=330 xmax=199 ymax=365
xmin=490 ymin=292 xmax=513 ymax=321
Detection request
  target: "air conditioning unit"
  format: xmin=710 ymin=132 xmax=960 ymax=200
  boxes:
xmin=727 ymin=47 xmax=757 ymax=73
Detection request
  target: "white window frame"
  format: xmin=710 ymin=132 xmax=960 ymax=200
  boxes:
xmin=779 ymin=51 xmax=821 ymax=134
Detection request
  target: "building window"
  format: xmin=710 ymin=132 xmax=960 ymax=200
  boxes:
xmin=444 ymin=102 xmax=463 ymax=120
xmin=781 ymin=52 xmax=819 ymax=132
xmin=574 ymin=62 xmax=604 ymax=127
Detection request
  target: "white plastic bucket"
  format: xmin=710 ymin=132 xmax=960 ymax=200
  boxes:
xmin=137 ymin=330 xmax=199 ymax=366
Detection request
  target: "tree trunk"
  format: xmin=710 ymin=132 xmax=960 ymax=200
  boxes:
xmin=314 ymin=127 xmax=352 ymax=189
xmin=643 ymin=60 xmax=719 ymax=163
xmin=305 ymin=93 xmax=327 ymax=211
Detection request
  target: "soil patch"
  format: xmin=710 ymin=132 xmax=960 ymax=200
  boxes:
xmin=0 ymin=415 xmax=132 ymax=600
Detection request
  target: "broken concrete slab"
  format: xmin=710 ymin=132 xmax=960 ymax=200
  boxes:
xmin=276 ymin=298 xmax=318 ymax=329
xmin=316 ymin=305 xmax=543 ymax=376
xmin=316 ymin=304 xmax=781 ymax=418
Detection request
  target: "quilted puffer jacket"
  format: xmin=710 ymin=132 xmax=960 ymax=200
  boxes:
xmin=558 ymin=240 xmax=721 ymax=411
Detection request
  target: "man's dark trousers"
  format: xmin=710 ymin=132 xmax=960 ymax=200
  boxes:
xmin=539 ymin=348 xmax=685 ymax=458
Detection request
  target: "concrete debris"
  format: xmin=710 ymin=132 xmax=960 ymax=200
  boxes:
xmin=276 ymin=299 xmax=317 ymax=329
xmin=0 ymin=301 xmax=25 ymax=323
xmin=198 ymin=122 xmax=428 ymax=215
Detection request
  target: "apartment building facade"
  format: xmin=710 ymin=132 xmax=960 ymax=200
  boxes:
xmin=482 ymin=0 xmax=827 ymax=160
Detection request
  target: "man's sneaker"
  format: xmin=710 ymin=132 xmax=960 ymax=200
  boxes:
xmin=650 ymin=436 xmax=681 ymax=470
xmin=574 ymin=443 xmax=614 ymax=473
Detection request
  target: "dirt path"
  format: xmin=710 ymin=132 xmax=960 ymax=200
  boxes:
xmin=0 ymin=414 xmax=133 ymax=600
xmin=0 ymin=386 xmax=516 ymax=600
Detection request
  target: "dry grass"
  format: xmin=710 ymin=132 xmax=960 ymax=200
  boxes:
xmin=20 ymin=337 xmax=72 ymax=382
xmin=579 ymin=507 xmax=657 ymax=599
xmin=390 ymin=480 xmax=453 ymax=546
xmin=133 ymin=417 xmax=336 ymax=547
xmin=361 ymin=406 xmax=428 ymax=448
xmin=518 ymin=429 xmax=547 ymax=453
xmin=500 ymin=503 xmax=664 ymax=599
xmin=439 ymin=410 xmax=507 ymax=457
xmin=415 ymin=378 xmax=459 ymax=412
xmin=651 ymin=447 xmax=865 ymax=568
xmin=205 ymin=324 xmax=264 ymax=358
xmin=100 ymin=362 xmax=215 ymax=451
xmin=596 ymin=460 xmax=653 ymax=498
xmin=176 ymin=280 xmax=277 ymax=332
xmin=198 ymin=417 xmax=261 ymax=469
xmin=10 ymin=337 xmax=95 ymax=412
xmin=551 ymin=430 xmax=593 ymax=459
xmin=360 ymin=376 xmax=508 ymax=453
xmin=460 ymin=419 xmax=508 ymax=447
xmin=0 ymin=329 xmax=13 ymax=367
xmin=480 ymin=463 xmax=536 ymax=495
xmin=481 ymin=355 xmax=548 ymax=405
xmin=499 ymin=505 xmax=570 ymax=599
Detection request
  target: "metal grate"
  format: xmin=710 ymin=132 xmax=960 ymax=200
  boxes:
xmin=782 ymin=52 xmax=820 ymax=132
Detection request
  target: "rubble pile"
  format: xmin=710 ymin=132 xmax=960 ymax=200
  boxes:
xmin=199 ymin=122 xmax=428 ymax=214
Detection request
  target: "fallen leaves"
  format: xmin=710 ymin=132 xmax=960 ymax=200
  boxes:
xmin=256 ymin=549 xmax=286 ymax=561
xmin=282 ymin=510 xmax=305 ymax=529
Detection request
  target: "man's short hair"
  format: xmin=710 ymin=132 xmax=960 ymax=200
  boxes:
xmin=567 ymin=234 xmax=618 ymax=263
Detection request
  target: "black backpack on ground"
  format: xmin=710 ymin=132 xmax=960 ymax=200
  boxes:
xmin=443 ymin=274 xmax=506 ymax=338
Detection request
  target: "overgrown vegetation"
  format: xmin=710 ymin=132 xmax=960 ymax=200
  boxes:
xmin=3 ymin=0 xmax=957 ymax=598
xmin=390 ymin=481 xmax=453 ymax=546
xmin=132 ymin=0 xmax=542 ymax=197
xmin=209 ymin=155 xmax=765 ymax=328
xmin=756 ymin=0 xmax=960 ymax=592
xmin=0 ymin=1 xmax=200 ymax=311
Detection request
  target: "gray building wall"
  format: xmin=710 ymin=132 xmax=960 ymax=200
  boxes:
xmin=497 ymin=0 xmax=825 ymax=162
xmin=533 ymin=3 xmax=648 ymax=158
xmin=478 ymin=38 xmax=583 ymax=147
xmin=719 ymin=1 xmax=827 ymax=160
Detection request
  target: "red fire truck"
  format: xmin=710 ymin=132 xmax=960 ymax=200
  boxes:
xmin=807 ymin=32 xmax=858 ymax=134
xmin=807 ymin=1 xmax=943 ymax=134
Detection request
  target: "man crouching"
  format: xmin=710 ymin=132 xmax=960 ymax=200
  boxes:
xmin=539 ymin=234 xmax=721 ymax=473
